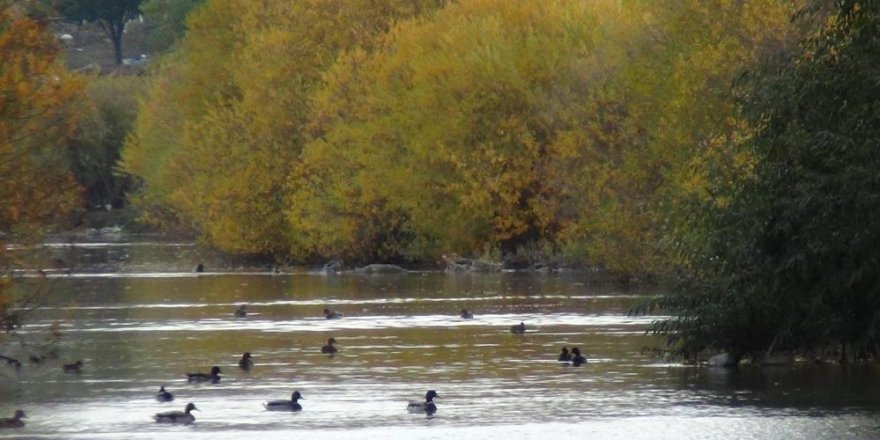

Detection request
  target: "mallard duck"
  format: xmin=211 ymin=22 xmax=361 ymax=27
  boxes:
xmin=571 ymin=347 xmax=587 ymax=366
xmin=239 ymin=352 xmax=253 ymax=371
xmin=186 ymin=366 xmax=221 ymax=383
xmin=460 ymin=309 xmax=474 ymax=319
xmin=156 ymin=385 xmax=174 ymax=402
xmin=63 ymin=360 xmax=83 ymax=373
xmin=323 ymin=308 xmax=343 ymax=319
xmin=153 ymin=403 xmax=198 ymax=424
xmin=321 ymin=337 xmax=338 ymax=354
xmin=407 ymin=390 xmax=438 ymax=415
xmin=264 ymin=391 xmax=303 ymax=411
xmin=558 ymin=347 xmax=572 ymax=362
xmin=510 ymin=322 xmax=526 ymax=334
xmin=0 ymin=410 xmax=25 ymax=428
xmin=234 ymin=304 xmax=247 ymax=318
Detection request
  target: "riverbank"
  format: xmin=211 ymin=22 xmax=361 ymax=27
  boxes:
xmin=59 ymin=209 xmax=655 ymax=282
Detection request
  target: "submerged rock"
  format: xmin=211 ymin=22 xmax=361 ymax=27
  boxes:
xmin=322 ymin=259 xmax=344 ymax=273
xmin=443 ymin=257 xmax=501 ymax=273
xmin=707 ymin=352 xmax=736 ymax=368
xmin=760 ymin=353 xmax=793 ymax=366
xmin=355 ymin=264 xmax=405 ymax=274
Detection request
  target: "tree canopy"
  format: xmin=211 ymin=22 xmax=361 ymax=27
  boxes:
xmin=122 ymin=0 xmax=797 ymax=271
xmin=649 ymin=0 xmax=880 ymax=363
xmin=121 ymin=0 xmax=449 ymax=255
xmin=140 ymin=0 xmax=204 ymax=52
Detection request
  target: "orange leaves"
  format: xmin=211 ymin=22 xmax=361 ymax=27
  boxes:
xmin=0 ymin=6 xmax=84 ymax=238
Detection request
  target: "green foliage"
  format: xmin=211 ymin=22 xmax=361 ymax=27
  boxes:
xmin=140 ymin=0 xmax=204 ymax=53
xmin=68 ymin=75 xmax=145 ymax=209
xmin=651 ymin=1 xmax=880 ymax=362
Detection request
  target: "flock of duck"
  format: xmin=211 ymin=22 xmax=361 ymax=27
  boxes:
xmin=0 ymin=306 xmax=587 ymax=428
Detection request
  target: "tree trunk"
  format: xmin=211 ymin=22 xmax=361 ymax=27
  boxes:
xmin=112 ymin=34 xmax=123 ymax=65
xmin=98 ymin=18 xmax=126 ymax=65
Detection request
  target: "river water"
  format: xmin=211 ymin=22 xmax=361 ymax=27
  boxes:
xmin=1 ymin=236 xmax=878 ymax=439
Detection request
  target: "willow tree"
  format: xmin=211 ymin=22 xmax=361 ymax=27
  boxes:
xmin=121 ymin=0 xmax=447 ymax=255
xmin=559 ymin=0 xmax=799 ymax=274
xmin=290 ymin=0 xmax=644 ymax=262
xmin=290 ymin=0 xmax=797 ymax=269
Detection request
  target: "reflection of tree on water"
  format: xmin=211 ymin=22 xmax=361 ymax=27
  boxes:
xmin=0 ymin=274 xmax=65 ymax=384
xmin=675 ymin=365 xmax=880 ymax=412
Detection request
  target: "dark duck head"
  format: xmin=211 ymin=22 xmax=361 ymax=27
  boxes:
xmin=234 ymin=304 xmax=247 ymax=317
xmin=321 ymin=337 xmax=338 ymax=354
xmin=239 ymin=352 xmax=253 ymax=371
xmin=407 ymin=390 xmax=439 ymax=415
xmin=156 ymin=385 xmax=174 ymax=402
xmin=571 ymin=347 xmax=587 ymax=366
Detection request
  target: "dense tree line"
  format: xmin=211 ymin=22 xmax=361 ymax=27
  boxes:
xmin=121 ymin=0 xmax=796 ymax=272
xmin=648 ymin=0 xmax=880 ymax=363
xmin=5 ymin=0 xmax=877 ymax=361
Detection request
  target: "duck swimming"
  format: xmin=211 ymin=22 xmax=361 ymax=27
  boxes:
xmin=187 ymin=366 xmax=221 ymax=383
xmin=323 ymin=308 xmax=343 ymax=319
xmin=154 ymin=403 xmax=198 ymax=424
xmin=156 ymin=386 xmax=174 ymax=402
xmin=558 ymin=347 xmax=572 ymax=362
xmin=460 ymin=309 xmax=474 ymax=319
xmin=407 ymin=390 xmax=438 ymax=415
xmin=321 ymin=337 xmax=338 ymax=354
xmin=234 ymin=304 xmax=247 ymax=318
xmin=510 ymin=322 xmax=526 ymax=334
xmin=571 ymin=347 xmax=587 ymax=366
xmin=239 ymin=352 xmax=253 ymax=371
xmin=0 ymin=410 xmax=25 ymax=428
xmin=63 ymin=360 xmax=83 ymax=373
xmin=264 ymin=391 xmax=303 ymax=411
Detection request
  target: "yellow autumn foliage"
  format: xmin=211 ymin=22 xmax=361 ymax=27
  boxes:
xmin=124 ymin=0 xmax=800 ymax=272
xmin=122 ymin=0 xmax=448 ymax=255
